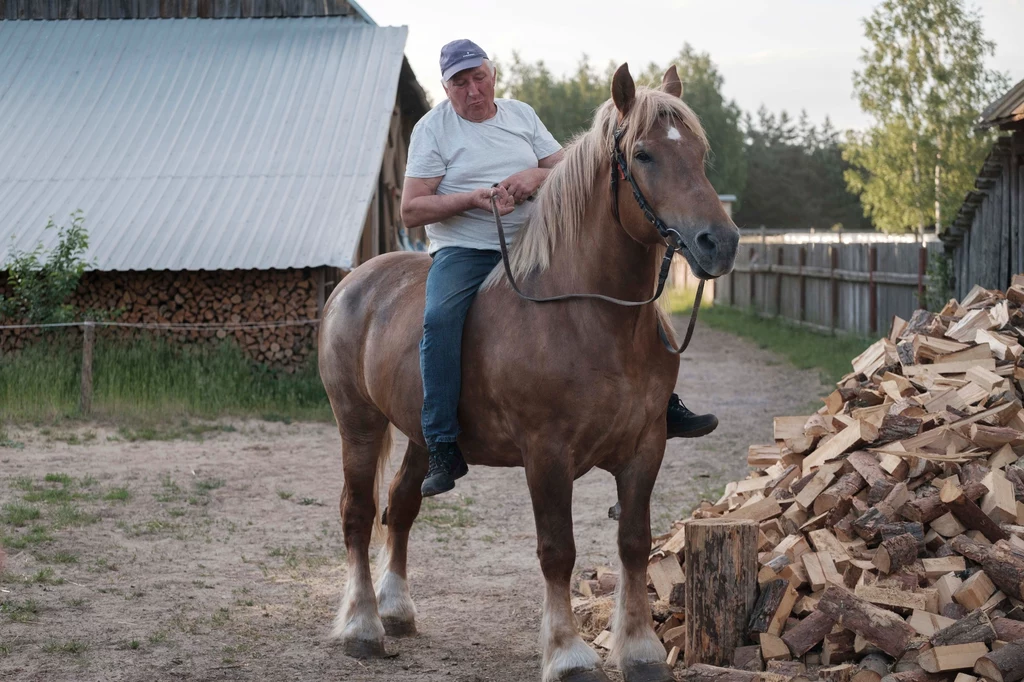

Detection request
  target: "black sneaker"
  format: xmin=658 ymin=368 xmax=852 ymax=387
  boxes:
xmin=666 ymin=393 xmax=718 ymax=439
xmin=421 ymin=442 xmax=468 ymax=497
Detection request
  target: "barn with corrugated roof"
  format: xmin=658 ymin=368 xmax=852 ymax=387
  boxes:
xmin=0 ymin=0 xmax=429 ymax=368
xmin=942 ymin=78 xmax=1024 ymax=299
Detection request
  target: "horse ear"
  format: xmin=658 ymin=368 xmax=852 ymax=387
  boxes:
xmin=611 ymin=63 xmax=635 ymax=116
xmin=661 ymin=64 xmax=683 ymax=98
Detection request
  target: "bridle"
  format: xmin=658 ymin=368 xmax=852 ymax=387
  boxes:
xmin=489 ymin=123 xmax=705 ymax=355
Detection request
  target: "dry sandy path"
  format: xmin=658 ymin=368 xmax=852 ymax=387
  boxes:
xmin=0 ymin=322 xmax=827 ymax=681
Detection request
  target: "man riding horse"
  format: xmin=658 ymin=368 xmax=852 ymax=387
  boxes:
xmin=402 ymin=39 xmax=719 ymax=497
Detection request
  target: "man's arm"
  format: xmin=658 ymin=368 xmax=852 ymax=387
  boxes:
xmin=499 ymin=149 xmax=565 ymax=204
xmin=401 ymin=176 xmax=514 ymax=229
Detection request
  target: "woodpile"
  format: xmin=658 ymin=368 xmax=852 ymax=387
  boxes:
xmin=1 ymin=269 xmax=322 ymax=370
xmin=576 ymin=278 xmax=1024 ymax=682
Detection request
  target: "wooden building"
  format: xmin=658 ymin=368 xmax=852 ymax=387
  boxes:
xmin=0 ymin=1 xmax=429 ymax=368
xmin=943 ymin=78 xmax=1024 ymax=299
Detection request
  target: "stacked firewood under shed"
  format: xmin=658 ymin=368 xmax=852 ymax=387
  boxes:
xmin=576 ymin=279 xmax=1024 ymax=682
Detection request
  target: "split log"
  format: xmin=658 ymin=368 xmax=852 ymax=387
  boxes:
xmin=873 ymin=533 xmax=919 ymax=574
xmin=732 ymin=646 xmax=764 ymax=672
xmin=929 ymin=609 xmax=997 ymax=647
xmin=877 ymin=415 xmax=923 ymax=444
xmin=941 ymin=479 xmax=1009 ymax=543
xmin=823 ymin=629 xmax=858 ymax=665
xmin=816 ymin=473 xmax=867 ymax=515
xmin=684 ymin=519 xmax=758 ymax=667
xmin=919 ymin=643 xmax=990 ymax=673
xmin=974 ymin=642 xmax=1024 ymax=682
xmin=680 ymin=664 xmax=759 ymax=682
xmin=854 ymin=654 xmax=891 ymax=682
xmin=817 ymin=585 xmax=916 ymax=658
xmin=950 ymin=537 xmax=1024 ymax=601
xmin=747 ymin=579 xmax=798 ymax=638
xmin=781 ymin=610 xmax=837 ymax=657
xmin=992 ymin=617 xmax=1024 ymax=642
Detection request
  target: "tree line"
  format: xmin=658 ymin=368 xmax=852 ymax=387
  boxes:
xmin=495 ymin=0 xmax=1008 ymax=234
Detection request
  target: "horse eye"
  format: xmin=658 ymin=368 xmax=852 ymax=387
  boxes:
xmin=634 ymin=150 xmax=653 ymax=163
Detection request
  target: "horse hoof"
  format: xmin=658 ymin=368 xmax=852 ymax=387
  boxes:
xmin=622 ymin=661 xmax=676 ymax=682
xmin=342 ymin=637 xmax=388 ymax=659
xmin=382 ymin=616 xmax=417 ymax=637
xmin=560 ymin=668 xmax=612 ymax=682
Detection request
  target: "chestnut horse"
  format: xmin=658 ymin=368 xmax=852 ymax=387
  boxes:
xmin=319 ymin=64 xmax=738 ymax=682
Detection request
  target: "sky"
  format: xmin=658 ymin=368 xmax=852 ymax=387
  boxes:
xmin=356 ymin=0 xmax=1024 ymax=132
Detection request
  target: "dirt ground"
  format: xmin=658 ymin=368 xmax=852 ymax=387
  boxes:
xmin=0 ymin=323 xmax=828 ymax=682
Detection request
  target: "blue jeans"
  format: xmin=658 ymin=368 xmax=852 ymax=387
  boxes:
xmin=420 ymin=247 xmax=503 ymax=450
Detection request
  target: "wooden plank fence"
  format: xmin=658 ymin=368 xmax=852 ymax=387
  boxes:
xmin=674 ymin=230 xmax=942 ymax=337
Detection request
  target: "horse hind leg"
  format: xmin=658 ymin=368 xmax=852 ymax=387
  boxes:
xmin=374 ymin=440 xmax=427 ymax=636
xmin=332 ymin=412 xmax=393 ymax=658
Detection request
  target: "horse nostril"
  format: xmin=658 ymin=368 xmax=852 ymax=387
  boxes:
xmin=695 ymin=231 xmax=717 ymax=257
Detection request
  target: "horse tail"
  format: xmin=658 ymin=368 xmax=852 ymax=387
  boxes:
xmin=371 ymin=424 xmax=394 ymax=544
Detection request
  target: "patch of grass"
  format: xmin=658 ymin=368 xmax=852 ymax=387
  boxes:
xmin=148 ymin=630 xmax=168 ymax=645
xmin=0 ymin=642 xmax=10 ymax=657
xmin=194 ymin=478 xmax=225 ymax=493
xmin=52 ymin=503 xmax=98 ymax=528
xmin=44 ymin=473 xmax=73 ymax=486
xmin=2 ymin=524 xmax=54 ymax=549
xmin=0 ymin=336 xmax=331 ymax=422
xmin=31 ymin=567 xmax=65 ymax=585
xmin=103 ymin=487 xmax=131 ymax=502
xmin=2 ymin=599 xmax=40 ymax=623
xmin=261 ymin=413 xmax=293 ymax=424
xmin=2 ymin=503 xmax=41 ymax=526
xmin=36 ymin=550 xmax=78 ymax=564
xmin=42 ymin=640 xmax=88 ymax=656
xmin=419 ymin=496 xmax=475 ymax=530
xmin=665 ymin=294 xmax=872 ymax=385
xmin=298 ymin=497 xmax=322 ymax=506
xmin=276 ymin=490 xmax=294 ymax=500
xmin=211 ymin=607 xmax=231 ymax=626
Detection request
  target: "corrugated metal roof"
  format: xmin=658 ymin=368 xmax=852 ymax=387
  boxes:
xmin=0 ymin=17 xmax=408 ymax=272
xmin=978 ymin=76 xmax=1024 ymax=129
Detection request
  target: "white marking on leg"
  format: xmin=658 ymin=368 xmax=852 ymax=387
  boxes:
xmin=375 ymin=569 xmax=416 ymax=623
xmin=609 ymin=568 xmax=666 ymax=667
xmin=541 ymin=586 xmax=602 ymax=682
xmin=332 ymin=569 xmax=385 ymax=643
xmin=667 ymin=126 xmax=682 ymax=141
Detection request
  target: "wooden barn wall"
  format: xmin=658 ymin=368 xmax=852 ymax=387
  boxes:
xmin=949 ymin=131 xmax=1024 ymax=299
xmin=1 ymin=268 xmax=321 ymax=370
xmin=1 ymin=0 xmax=350 ymax=19
xmin=710 ymin=239 xmax=941 ymax=337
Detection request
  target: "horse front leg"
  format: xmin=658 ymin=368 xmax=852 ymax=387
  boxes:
xmin=610 ymin=432 xmax=673 ymax=682
xmin=525 ymin=453 xmax=609 ymax=682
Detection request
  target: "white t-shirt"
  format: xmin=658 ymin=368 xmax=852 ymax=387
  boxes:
xmin=405 ymin=98 xmax=562 ymax=254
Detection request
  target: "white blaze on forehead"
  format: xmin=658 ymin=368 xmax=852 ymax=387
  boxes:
xmin=667 ymin=126 xmax=682 ymax=141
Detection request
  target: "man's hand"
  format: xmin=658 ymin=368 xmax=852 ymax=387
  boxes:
xmin=470 ymin=186 xmax=515 ymax=216
xmin=499 ymin=168 xmax=547 ymax=204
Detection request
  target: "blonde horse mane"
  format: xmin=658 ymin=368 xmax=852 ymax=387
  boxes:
xmin=483 ymin=85 xmax=708 ymax=290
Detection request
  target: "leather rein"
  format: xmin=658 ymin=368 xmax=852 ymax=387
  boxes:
xmin=489 ymin=125 xmax=704 ymax=355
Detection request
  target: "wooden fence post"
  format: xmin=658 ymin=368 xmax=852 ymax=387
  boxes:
xmin=830 ymin=245 xmax=839 ymax=334
xmin=749 ymin=247 xmax=757 ymax=311
xmin=684 ymin=519 xmax=758 ymax=667
xmin=774 ymin=246 xmax=783 ymax=317
xmin=918 ymin=244 xmax=928 ymax=309
xmin=868 ymin=244 xmax=877 ymax=336
xmin=798 ymin=246 xmax=807 ymax=324
xmin=80 ymin=321 xmax=95 ymax=415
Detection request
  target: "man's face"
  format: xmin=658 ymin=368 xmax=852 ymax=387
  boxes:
xmin=444 ymin=63 xmax=496 ymax=122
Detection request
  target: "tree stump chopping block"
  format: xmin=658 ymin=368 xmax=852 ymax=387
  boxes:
xmin=684 ymin=519 xmax=759 ymax=668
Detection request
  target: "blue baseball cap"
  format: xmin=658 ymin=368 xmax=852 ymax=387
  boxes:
xmin=440 ymin=39 xmax=488 ymax=82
